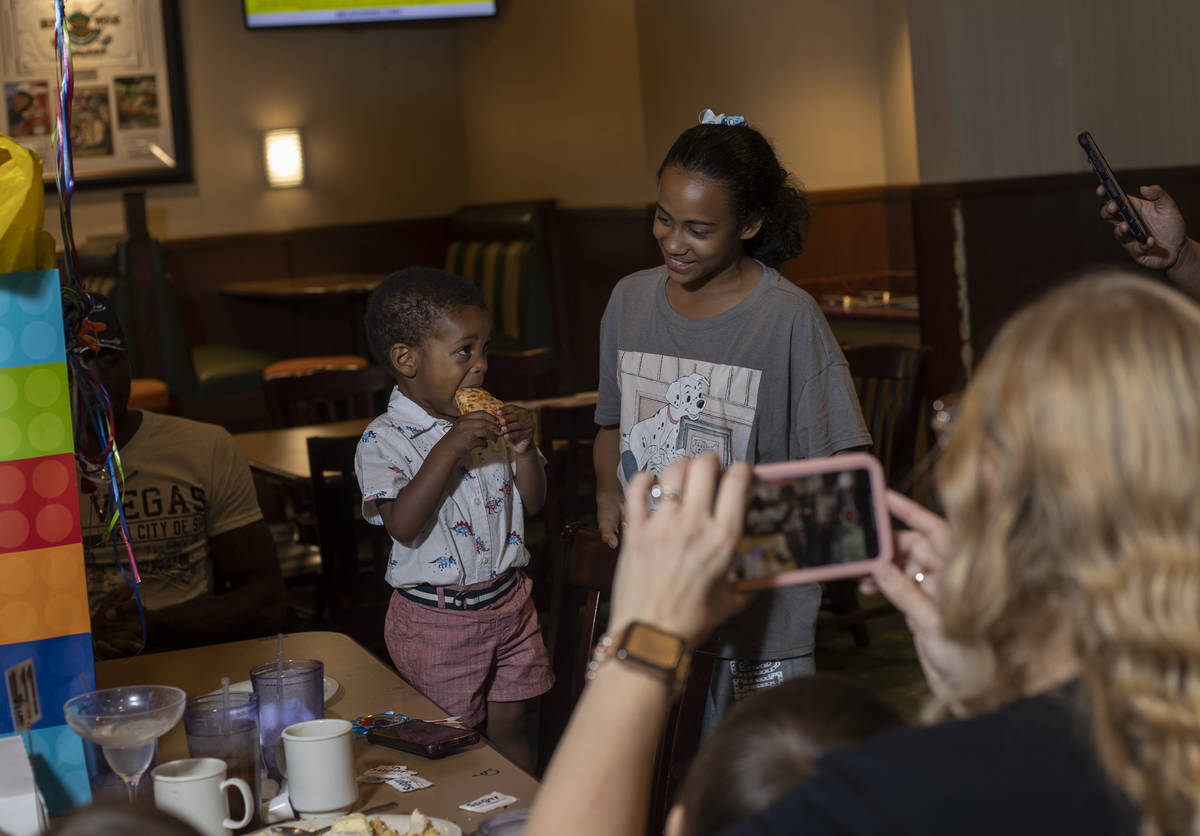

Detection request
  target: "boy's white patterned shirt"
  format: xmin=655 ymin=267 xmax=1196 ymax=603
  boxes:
xmin=355 ymin=387 xmax=537 ymax=588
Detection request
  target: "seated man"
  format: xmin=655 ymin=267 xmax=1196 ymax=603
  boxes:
xmin=75 ymin=296 xmax=285 ymax=658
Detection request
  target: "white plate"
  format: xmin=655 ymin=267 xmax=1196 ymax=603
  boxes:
xmin=204 ymin=676 xmax=340 ymax=704
xmin=251 ymin=813 xmax=462 ymax=836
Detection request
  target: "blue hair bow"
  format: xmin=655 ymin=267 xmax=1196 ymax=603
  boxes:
xmin=698 ymin=108 xmax=746 ymax=127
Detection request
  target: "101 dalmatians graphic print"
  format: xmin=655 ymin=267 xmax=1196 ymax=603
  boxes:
xmin=616 ymin=350 xmax=761 ymax=486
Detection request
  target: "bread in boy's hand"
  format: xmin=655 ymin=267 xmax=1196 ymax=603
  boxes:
xmin=455 ymin=387 xmax=504 ymax=417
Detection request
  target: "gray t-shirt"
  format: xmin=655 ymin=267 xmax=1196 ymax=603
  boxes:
xmin=596 ymin=263 xmax=871 ymax=659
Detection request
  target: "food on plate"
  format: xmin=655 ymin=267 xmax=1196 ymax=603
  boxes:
xmin=326 ymin=811 xmax=438 ymax=836
xmin=330 ymin=813 xmax=371 ymax=835
xmin=454 ymin=387 xmax=504 ymax=417
xmin=405 ymin=810 xmax=439 ymax=836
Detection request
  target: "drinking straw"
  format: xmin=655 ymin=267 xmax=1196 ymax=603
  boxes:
xmin=276 ymin=633 xmax=285 ymax=674
xmin=220 ymin=677 xmax=231 ymax=737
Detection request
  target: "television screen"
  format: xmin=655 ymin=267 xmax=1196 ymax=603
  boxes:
xmin=243 ymin=0 xmax=497 ymax=28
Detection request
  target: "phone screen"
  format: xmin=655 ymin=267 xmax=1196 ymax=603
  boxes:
xmin=730 ymin=467 xmax=881 ymax=582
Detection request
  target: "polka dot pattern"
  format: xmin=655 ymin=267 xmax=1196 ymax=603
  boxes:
xmin=0 ymin=272 xmax=95 ymax=814
xmin=0 ymin=363 xmax=74 ymax=460
xmin=0 ymin=453 xmax=80 ymax=555
xmin=0 ymin=270 xmax=65 ymax=371
xmin=0 ymin=546 xmax=90 ymax=644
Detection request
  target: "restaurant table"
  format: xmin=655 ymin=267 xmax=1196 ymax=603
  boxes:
xmin=233 ymin=391 xmax=599 ymax=485
xmin=221 ymin=275 xmax=385 ymax=299
xmin=95 ymin=631 xmax=538 ymax=832
xmin=220 ymin=274 xmax=386 ymax=359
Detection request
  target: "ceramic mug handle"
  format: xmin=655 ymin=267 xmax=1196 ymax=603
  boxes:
xmin=221 ymin=777 xmax=255 ymax=830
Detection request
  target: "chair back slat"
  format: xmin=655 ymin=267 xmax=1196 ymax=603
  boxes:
xmin=264 ymin=365 xmax=393 ymax=429
xmin=843 ymin=344 xmax=929 ymax=490
xmin=306 ymin=434 xmax=392 ymax=647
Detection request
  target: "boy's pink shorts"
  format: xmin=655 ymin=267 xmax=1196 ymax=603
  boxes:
xmin=383 ymin=572 xmax=554 ymax=729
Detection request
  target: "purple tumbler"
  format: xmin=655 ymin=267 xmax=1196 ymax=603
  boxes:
xmin=250 ymin=659 xmax=324 ymax=782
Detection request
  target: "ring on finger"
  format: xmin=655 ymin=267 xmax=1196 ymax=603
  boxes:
xmin=650 ymin=484 xmax=682 ymax=503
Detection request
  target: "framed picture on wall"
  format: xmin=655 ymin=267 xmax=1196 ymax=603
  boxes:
xmin=0 ymin=0 xmax=192 ymax=188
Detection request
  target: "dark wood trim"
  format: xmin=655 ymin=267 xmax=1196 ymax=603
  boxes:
xmin=122 ymin=191 xmax=163 ymax=379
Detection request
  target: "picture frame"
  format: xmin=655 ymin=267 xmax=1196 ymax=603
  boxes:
xmin=0 ymin=0 xmax=192 ymax=189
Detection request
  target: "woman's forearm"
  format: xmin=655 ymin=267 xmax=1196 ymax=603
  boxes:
xmin=526 ymin=662 xmax=674 ymax=836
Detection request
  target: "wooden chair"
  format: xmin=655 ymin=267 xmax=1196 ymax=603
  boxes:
xmin=306 ymin=434 xmax=393 ymax=656
xmin=821 ymin=343 xmax=930 ymax=646
xmin=262 ymin=364 xmax=393 ymax=428
xmin=843 ymin=344 xmax=930 ymax=491
xmin=534 ymin=402 xmax=598 ymax=656
xmin=537 ymin=525 xmax=711 ymax=835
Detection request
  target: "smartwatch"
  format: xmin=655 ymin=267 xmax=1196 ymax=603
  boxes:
xmin=588 ymin=621 xmax=691 ymax=696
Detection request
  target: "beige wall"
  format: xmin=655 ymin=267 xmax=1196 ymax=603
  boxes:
xmin=875 ymin=0 xmax=918 ymax=184
xmin=54 ymin=1 xmax=467 ymax=245
xmin=458 ymin=0 xmax=650 ymax=207
xmin=635 ymin=0 xmax=900 ymax=191
xmin=909 ymin=0 xmax=1200 ymax=183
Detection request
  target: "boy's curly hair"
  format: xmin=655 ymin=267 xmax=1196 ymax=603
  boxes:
xmin=365 ymin=266 xmax=485 ymax=368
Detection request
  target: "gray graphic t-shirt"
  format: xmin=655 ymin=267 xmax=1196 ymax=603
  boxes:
xmin=80 ymin=411 xmax=262 ymax=611
xmin=596 ymin=264 xmax=870 ymax=659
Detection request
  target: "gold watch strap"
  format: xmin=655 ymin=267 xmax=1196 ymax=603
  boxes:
xmin=586 ymin=623 xmax=691 ymax=698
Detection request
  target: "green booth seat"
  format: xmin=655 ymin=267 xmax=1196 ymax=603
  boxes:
xmin=82 ymin=238 xmax=279 ymax=414
xmin=192 ymin=344 xmax=277 ymax=400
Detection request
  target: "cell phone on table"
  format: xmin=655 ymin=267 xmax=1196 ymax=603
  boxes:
xmin=1078 ymin=130 xmax=1149 ymax=244
xmin=366 ymin=720 xmax=480 ymax=759
xmin=730 ymin=452 xmax=892 ymax=590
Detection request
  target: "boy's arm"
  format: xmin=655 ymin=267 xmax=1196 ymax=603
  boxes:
xmin=594 ymin=426 xmax=622 ymax=548
xmin=376 ymin=412 xmax=501 ymax=542
xmin=498 ymin=404 xmax=546 ymax=514
xmin=513 ymin=445 xmax=547 ymax=515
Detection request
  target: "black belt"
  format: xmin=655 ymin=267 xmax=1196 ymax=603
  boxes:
xmin=396 ymin=569 xmax=518 ymax=610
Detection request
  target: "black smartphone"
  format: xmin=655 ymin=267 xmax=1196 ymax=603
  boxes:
xmin=1078 ymin=131 xmax=1148 ymax=244
xmin=366 ymin=720 xmax=480 ymax=759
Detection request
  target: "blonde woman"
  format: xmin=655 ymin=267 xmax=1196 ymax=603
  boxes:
xmin=527 ymin=273 xmax=1200 ymax=836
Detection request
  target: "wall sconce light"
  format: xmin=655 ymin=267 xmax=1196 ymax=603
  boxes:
xmin=263 ymin=128 xmax=305 ymax=188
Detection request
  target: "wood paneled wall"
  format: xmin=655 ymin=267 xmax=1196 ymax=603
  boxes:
xmin=154 ymin=187 xmax=913 ymax=392
xmin=163 ymin=218 xmax=451 ymax=358
xmin=554 ymin=187 xmax=916 ymax=392
xmin=912 ymin=165 xmax=1200 ymax=398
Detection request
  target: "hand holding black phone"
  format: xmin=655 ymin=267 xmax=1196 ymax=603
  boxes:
xmin=1079 ymin=131 xmax=1149 ymax=244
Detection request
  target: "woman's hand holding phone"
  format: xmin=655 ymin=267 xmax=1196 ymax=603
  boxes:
xmin=609 ymin=455 xmax=753 ymax=645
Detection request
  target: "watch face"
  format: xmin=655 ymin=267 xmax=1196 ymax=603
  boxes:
xmin=621 ymin=623 xmax=686 ymax=671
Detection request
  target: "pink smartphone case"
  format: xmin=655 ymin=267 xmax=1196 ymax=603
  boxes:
xmin=733 ymin=452 xmax=893 ymax=590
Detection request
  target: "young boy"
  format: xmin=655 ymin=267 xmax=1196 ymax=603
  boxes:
xmin=355 ymin=267 xmax=552 ymax=771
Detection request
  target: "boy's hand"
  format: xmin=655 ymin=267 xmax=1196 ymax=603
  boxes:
xmin=498 ymin=404 xmax=536 ymax=453
xmin=441 ymin=411 xmax=501 ymax=459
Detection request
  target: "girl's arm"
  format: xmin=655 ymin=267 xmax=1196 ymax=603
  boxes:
xmin=525 ymin=455 xmax=752 ymax=836
xmin=594 ymin=426 xmax=622 ymax=547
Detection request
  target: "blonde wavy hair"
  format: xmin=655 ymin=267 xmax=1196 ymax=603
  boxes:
xmin=934 ymin=273 xmax=1200 ymax=835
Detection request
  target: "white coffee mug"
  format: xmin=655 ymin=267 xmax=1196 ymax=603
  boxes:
xmin=278 ymin=718 xmax=357 ymax=815
xmin=153 ymin=757 xmax=254 ymax=836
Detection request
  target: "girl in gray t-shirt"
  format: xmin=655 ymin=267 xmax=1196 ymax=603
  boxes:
xmin=593 ymin=110 xmax=871 ymax=729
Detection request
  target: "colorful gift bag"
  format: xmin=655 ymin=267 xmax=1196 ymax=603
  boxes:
xmin=0 ymin=136 xmax=94 ymax=813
